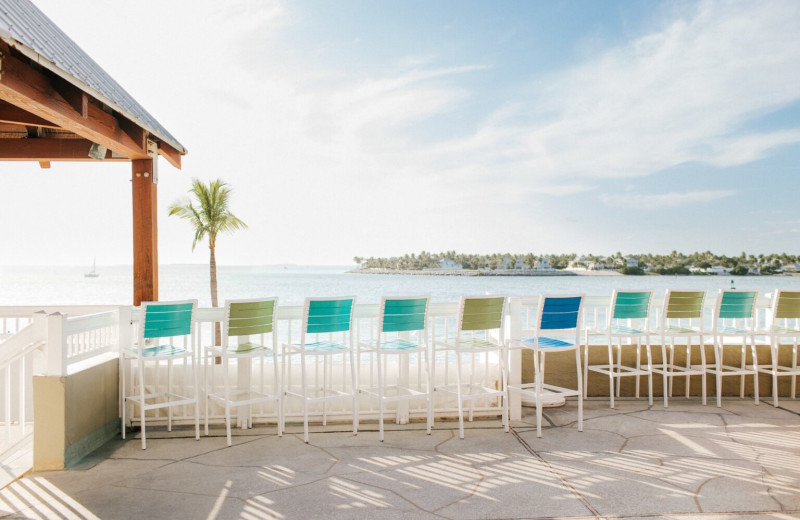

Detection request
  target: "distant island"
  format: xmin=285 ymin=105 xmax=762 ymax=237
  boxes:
xmin=351 ymin=251 xmax=800 ymax=276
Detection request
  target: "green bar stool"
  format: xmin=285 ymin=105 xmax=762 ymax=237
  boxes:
xmin=205 ymin=298 xmax=282 ymax=446
xmin=434 ymin=296 xmax=508 ymax=439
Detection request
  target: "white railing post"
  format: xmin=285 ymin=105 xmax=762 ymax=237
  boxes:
xmin=117 ymin=306 xmax=133 ymax=352
xmin=507 ymin=298 xmax=522 ymax=421
xmin=32 ymin=310 xmax=48 ymax=342
xmin=46 ymin=312 xmax=67 ymax=377
xmin=117 ymin=306 xmax=132 ymax=420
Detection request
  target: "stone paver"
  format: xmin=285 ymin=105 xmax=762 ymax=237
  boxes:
xmin=1 ymin=399 xmax=799 ymax=519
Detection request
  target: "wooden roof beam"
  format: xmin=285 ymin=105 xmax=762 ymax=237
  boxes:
xmin=0 ymin=138 xmax=128 ymax=161
xmin=0 ymin=102 xmax=60 ymax=128
xmin=0 ymin=46 xmax=148 ymax=160
xmin=119 ymin=116 xmax=145 ymax=151
xmin=157 ymin=140 xmax=182 ymax=169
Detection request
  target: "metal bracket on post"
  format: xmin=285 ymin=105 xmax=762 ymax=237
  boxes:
xmin=146 ymin=139 xmax=158 ymax=184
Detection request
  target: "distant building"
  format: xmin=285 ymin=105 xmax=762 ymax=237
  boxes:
xmin=514 ymin=258 xmax=528 ymax=270
xmin=589 ymin=260 xmax=611 ymax=270
xmin=498 ymin=256 xmax=514 ymax=270
xmin=568 ymin=257 xmax=588 ymax=270
xmin=535 ymin=258 xmax=552 ymax=271
xmin=625 ymin=257 xmax=639 ymax=268
xmin=439 ymin=258 xmax=462 ymax=270
xmin=707 ymin=265 xmax=732 ymax=275
xmin=783 ymin=263 xmax=800 ymax=273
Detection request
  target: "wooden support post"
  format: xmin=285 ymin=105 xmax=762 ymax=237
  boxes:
xmin=132 ymin=158 xmax=158 ymax=305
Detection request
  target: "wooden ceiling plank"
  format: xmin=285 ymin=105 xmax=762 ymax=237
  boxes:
xmin=0 ymin=51 xmax=148 ymax=160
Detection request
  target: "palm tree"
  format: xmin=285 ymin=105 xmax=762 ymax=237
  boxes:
xmin=169 ymin=179 xmax=247 ymax=340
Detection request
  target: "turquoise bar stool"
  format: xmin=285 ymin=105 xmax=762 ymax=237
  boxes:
xmin=584 ymin=290 xmax=654 ymax=408
xmin=121 ymin=300 xmax=198 ymax=450
xmin=359 ymin=297 xmax=432 ymax=442
xmin=707 ymin=290 xmax=759 ymax=407
xmin=282 ymin=297 xmax=357 ymax=443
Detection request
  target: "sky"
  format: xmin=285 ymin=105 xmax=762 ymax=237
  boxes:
xmin=2 ymin=0 xmax=799 ymax=266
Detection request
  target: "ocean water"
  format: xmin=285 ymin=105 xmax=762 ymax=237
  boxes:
xmin=2 ymin=264 xmax=800 ymax=307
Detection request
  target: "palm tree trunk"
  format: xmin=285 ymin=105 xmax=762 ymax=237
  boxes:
xmin=210 ymin=244 xmax=221 ymax=345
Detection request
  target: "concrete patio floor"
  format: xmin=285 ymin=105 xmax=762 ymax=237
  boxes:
xmin=2 ymin=398 xmax=799 ymax=519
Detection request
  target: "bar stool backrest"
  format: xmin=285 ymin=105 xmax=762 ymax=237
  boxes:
xmin=227 ymin=299 xmax=277 ymax=337
xmin=540 ymin=295 xmax=583 ymax=331
xmin=664 ymin=291 xmax=705 ymax=320
xmin=305 ymin=297 xmax=355 ymax=334
xmin=141 ymin=300 xmax=196 ymax=344
xmin=612 ymin=291 xmax=652 ymax=320
xmin=774 ymin=290 xmax=800 ymax=320
xmin=717 ymin=290 xmax=758 ymax=319
xmin=459 ymin=297 xmax=505 ymax=332
xmin=381 ymin=297 xmax=428 ymax=333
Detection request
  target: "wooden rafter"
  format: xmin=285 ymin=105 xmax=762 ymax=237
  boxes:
xmin=0 ymin=45 xmax=148 ymax=160
xmin=0 ymin=102 xmax=60 ymax=128
xmin=157 ymin=140 xmax=182 ymax=169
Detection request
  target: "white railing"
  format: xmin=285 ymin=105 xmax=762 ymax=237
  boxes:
xmin=0 ymin=313 xmax=47 ymax=459
xmin=0 ymin=306 xmax=118 ymax=462
xmin=46 ymin=311 xmax=119 ymax=376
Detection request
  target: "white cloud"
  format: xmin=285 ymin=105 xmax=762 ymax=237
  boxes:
xmin=442 ymin=0 xmax=800 ymax=182
xmin=601 ymin=189 xmax=734 ymax=209
xmin=6 ymin=0 xmax=800 ymax=266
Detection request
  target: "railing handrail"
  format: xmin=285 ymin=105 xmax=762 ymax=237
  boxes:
xmin=0 ymin=293 xmax=782 ymax=374
xmin=63 ymin=310 xmax=118 ymax=335
xmin=0 ymin=305 xmax=119 ymax=318
xmin=0 ymin=320 xmax=45 ymax=369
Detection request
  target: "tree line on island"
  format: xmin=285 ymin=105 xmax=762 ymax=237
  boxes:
xmin=353 ymin=251 xmax=800 ymax=275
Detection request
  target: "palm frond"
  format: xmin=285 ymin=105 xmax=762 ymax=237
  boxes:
xmin=168 ymin=178 xmax=247 ymax=251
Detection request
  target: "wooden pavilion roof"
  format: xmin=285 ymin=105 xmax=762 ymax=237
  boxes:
xmin=0 ymin=0 xmax=186 ymax=304
xmin=0 ymin=0 xmax=186 ymax=168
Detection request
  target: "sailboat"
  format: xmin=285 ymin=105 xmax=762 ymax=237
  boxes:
xmin=84 ymin=258 xmax=99 ymax=278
